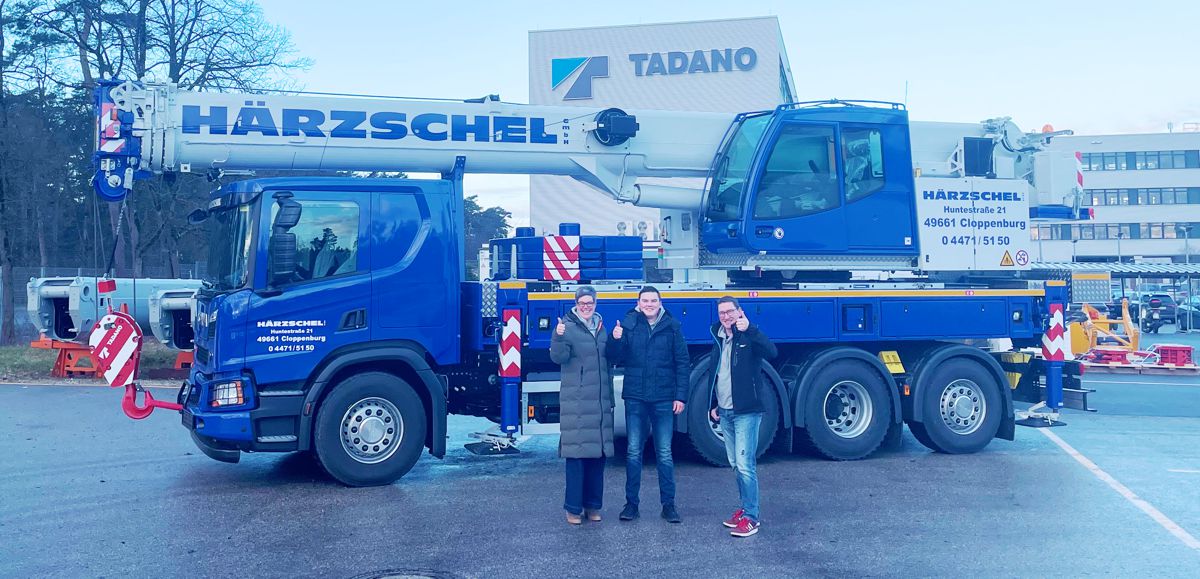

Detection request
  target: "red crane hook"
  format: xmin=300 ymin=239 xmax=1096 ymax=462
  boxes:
xmin=121 ymin=383 xmax=182 ymax=420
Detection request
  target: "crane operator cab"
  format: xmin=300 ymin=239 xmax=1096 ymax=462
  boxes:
xmin=699 ymin=101 xmax=918 ymax=267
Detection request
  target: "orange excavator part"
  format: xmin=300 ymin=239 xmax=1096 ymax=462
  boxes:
xmin=1079 ymin=299 xmax=1139 ymax=352
xmin=29 ymin=335 xmax=99 ymax=378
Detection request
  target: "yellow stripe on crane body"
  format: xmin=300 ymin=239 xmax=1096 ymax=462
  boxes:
xmin=526 ymin=288 xmax=1045 ymax=301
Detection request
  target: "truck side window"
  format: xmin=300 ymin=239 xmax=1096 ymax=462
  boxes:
xmin=843 ymin=127 xmax=885 ymax=202
xmin=753 ymin=124 xmax=839 ymax=220
xmin=271 ymin=200 xmax=360 ymax=282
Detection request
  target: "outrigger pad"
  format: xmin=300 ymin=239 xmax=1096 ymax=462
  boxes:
xmin=1016 ymin=416 xmax=1067 ymax=428
xmin=464 ymin=441 xmax=521 ymax=455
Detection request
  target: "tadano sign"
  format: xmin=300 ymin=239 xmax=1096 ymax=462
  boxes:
xmin=552 ymin=46 xmax=758 ymax=100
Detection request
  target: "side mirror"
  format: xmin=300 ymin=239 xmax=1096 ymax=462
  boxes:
xmin=187 ymin=208 xmax=209 ymax=225
xmin=268 ymin=191 xmax=302 ymax=287
xmin=269 ymin=231 xmax=298 ymax=287
xmin=272 ymin=191 xmax=302 ymax=230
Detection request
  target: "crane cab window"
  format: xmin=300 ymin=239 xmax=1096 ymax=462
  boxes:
xmin=753 ymin=124 xmax=839 ymax=220
xmin=842 ymin=127 xmax=885 ymax=202
xmin=271 ymin=200 xmax=360 ymax=282
xmin=706 ymin=114 xmax=771 ymax=221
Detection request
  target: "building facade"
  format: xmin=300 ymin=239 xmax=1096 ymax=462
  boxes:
xmin=527 ymin=17 xmax=796 ymax=238
xmin=1042 ymin=132 xmax=1200 ymax=265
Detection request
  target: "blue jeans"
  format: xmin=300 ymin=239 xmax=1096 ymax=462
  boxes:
xmin=718 ymin=407 xmax=762 ymax=522
xmin=564 ymin=457 xmax=605 ymax=515
xmin=624 ymin=399 xmax=676 ymax=507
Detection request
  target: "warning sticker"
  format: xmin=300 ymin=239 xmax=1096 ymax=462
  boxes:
xmin=1000 ymin=251 xmax=1015 ymax=267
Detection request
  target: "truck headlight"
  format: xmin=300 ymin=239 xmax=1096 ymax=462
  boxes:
xmin=210 ymin=380 xmax=245 ymax=408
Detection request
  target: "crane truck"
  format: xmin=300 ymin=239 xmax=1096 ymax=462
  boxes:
xmin=92 ymin=80 xmax=1091 ymax=486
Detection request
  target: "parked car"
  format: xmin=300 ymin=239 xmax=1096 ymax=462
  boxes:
xmin=1178 ymin=304 xmax=1196 ymax=331
xmin=1138 ymin=293 xmax=1178 ymax=324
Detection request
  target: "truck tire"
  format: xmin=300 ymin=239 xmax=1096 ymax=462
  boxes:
xmin=797 ymin=359 xmax=891 ymax=460
xmin=313 ymin=371 xmax=427 ymax=486
xmin=908 ymin=358 xmax=1002 ymax=454
xmin=685 ymin=360 xmax=779 ymax=467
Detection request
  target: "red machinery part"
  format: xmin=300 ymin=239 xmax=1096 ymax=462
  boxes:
xmin=121 ymin=384 xmax=183 ymax=420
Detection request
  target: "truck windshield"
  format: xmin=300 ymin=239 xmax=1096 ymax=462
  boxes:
xmin=705 ymin=112 xmax=771 ymax=221
xmin=205 ymin=203 xmax=255 ymax=291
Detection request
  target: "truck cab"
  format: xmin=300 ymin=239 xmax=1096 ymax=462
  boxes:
xmin=182 ymin=177 xmax=460 ymax=483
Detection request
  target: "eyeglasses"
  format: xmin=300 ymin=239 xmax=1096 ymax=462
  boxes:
xmin=576 ymin=300 xmax=595 ymax=307
xmin=717 ymin=309 xmax=739 ymax=317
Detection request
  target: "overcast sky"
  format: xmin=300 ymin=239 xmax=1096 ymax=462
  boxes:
xmin=256 ymin=0 xmax=1200 ymax=226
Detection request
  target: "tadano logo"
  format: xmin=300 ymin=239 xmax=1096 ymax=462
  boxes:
xmin=551 ymin=56 xmax=609 ymax=100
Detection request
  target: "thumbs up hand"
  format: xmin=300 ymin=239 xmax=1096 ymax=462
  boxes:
xmin=555 ymin=317 xmax=566 ymax=336
xmin=612 ymin=320 xmax=623 ymax=340
xmin=735 ymin=314 xmax=749 ymax=332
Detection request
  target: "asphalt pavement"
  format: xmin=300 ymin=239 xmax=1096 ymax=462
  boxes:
xmin=2 ymin=369 xmax=1199 ymax=578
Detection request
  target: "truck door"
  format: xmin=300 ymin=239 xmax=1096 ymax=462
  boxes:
xmin=840 ymin=123 xmax=917 ymax=254
xmin=742 ymin=121 xmax=848 ymax=254
xmin=370 ymin=184 xmax=461 ymax=365
xmin=247 ymin=190 xmax=372 ymax=386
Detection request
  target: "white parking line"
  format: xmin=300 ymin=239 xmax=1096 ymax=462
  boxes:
xmin=1168 ymin=469 xmax=1200 ymax=474
xmin=1085 ymin=380 xmax=1200 ymax=388
xmin=1040 ymin=429 xmax=1200 ymax=551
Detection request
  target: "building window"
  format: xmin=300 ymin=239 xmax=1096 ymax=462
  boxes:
xmin=1081 ymin=150 xmax=1199 ymax=171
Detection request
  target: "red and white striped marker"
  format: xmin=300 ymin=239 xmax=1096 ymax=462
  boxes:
xmin=498 ymin=309 xmax=522 ymax=378
xmin=542 ymin=235 xmax=580 ymax=281
xmin=98 ymin=102 xmax=126 ymax=153
xmin=89 ymin=310 xmax=143 ymax=388
xmin=1041 ymin=303 xmax=1068 ymax=361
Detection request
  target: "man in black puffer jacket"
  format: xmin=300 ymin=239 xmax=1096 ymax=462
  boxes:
xmin=607 ymin=286 xmax=689 ymax=524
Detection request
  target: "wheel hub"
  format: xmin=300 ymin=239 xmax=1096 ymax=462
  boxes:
xmin=341 ymin=397 xmax=404 ymax=464
xmin=939 ymin=379 xmax=985 ymax=435
xmin=823 ymin=380 xmax=873 ymax=439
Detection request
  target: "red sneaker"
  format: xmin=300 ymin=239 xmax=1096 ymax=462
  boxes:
xmin=730 ymin=516 xmax=759 ymax=537
xmin=722 ymin=508 xmax=745 ymax=528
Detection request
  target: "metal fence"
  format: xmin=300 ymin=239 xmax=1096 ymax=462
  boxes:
xmin=1 ymin=263 xmax=206 ymax=343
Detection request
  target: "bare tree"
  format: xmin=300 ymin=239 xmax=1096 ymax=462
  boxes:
xmin=28 ymin=0 xmax=309 ymax=275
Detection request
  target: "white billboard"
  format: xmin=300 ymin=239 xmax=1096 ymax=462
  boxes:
xmin=528 ymin=17 xmax=795 ymax=238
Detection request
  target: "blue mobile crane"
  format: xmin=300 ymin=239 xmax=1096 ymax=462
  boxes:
xmin=93 ymin=80 xmax=1090 ymax=485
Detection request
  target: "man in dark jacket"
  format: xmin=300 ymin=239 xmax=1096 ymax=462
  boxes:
xmin=707 ymin=296 xmax=777 ymax=537
xmin=607 ymin=286 xmax=689 ymax=523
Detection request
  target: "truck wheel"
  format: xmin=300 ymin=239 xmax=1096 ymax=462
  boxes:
xmin=908 ymin=358 xmax=1001 ymax=454
xmin=313 ymin=371 xmax=426 ymax=486
xmin=797 ymin=359 xmax=891 ymax=460
xmin=685 ymin=360 xmax=779 ymax=467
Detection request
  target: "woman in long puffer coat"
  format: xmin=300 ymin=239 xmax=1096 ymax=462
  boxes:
xmin=549 ymin=286 xmax=616 ymax=525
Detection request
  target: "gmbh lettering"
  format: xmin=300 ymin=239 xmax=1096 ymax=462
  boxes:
xmin=629 ymin=47 xmax=757 ymax=76
xmin=182 ymin=102 xmax=559 ymax=144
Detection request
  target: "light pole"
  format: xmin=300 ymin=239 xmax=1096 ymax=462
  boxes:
xmin=1182 ymin=224 xmax=1194 ymax=332
xmin=1072 ymin=239 xmax=1078 ymax=262
xmin=1116 ymin=232 xmax=1125 ymax=300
